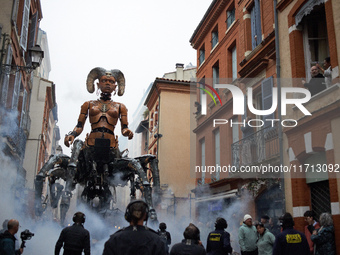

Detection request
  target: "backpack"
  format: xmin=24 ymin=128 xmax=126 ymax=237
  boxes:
xmin=158 ymin=230 xmax=169 ymax=252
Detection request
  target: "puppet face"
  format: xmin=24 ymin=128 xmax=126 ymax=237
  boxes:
xmin=98 ymin=75 xmax=117 ymax=94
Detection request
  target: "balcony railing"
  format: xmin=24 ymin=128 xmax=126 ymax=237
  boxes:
xmin=231 ymin=125 xmax=279 ymax=168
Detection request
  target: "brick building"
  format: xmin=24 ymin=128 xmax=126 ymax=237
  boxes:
xmin=0 ymin=0 xmax=45 ymax=213
xmin=190 ymin=0 xmax=340 ymax=252
xmin=277 ymin=0 xmax=340 ymax=252
xmin=189 ymin=0 xmax=281 ymax=230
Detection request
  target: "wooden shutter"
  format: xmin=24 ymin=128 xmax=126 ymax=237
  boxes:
xmin=1 ymin=46 xmax=13 ymax=106
xmin=20 ymin=0 xmax=31 ymax=51
xmin=261 ymin=76 xmax=274 ymax=128
xmin=255 ymin=0 xmax=262 ymax=45
xmin=11 ymin=0 xmax=20 ymax=25
xmin=12 ymin=72 xmax=22 ymax=110
xmin=20 ymin=89 xmax=28 ymax=127
xmin=28 ymin=12 xmax=38 ymax=50
xmin=251 ymin=7 xmax=256 ymax=49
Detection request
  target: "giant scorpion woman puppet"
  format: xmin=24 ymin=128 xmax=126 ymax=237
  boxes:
xmin=35 ymin=68 xmax=159 ymax=225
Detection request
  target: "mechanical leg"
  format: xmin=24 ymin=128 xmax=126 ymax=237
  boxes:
xmin=129 ymin=158 xmax=157 ymax=221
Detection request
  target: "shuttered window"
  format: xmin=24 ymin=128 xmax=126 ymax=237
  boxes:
xmin=261 ymin=77 xmax=274 ymax=128
xmin=20 ymin=89 xmax=28 ymax=127
xmin=20 ymin=0 xmax=31 ymax=51
xmin=250 ymin=0 xmax=262 ymax=49
xmin=1 ymin=46 xmax=13 ymax=106
xmin=12 ymin=72 xmax=22 ymax=110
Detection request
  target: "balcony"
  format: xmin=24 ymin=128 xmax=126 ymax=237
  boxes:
xmin=231 ymin=125 xmax=279 ymax=168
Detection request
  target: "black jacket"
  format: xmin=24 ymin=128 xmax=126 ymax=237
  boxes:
xmin=272 ymin=227 xmax=309 ymax=255
xmin=206 ymin=229 xmax=232 ymax=255
xmin=170 ymin=239 xmax=206 ymax=255
xmin=55 ymin=223 xmax=90 ymax=255
xmin=304 ymin=73 xmax=326 ymax=96
xmin=103 ymin=225 xmax=166 ymax=255
xmin=0 ymin=230 xmax=20 ymax=255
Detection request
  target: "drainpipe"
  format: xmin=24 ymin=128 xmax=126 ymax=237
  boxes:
xmin=274 ymin=0 xmax=286 ymax=213
xmin=155 ymin=86 xmax=161 ymax=160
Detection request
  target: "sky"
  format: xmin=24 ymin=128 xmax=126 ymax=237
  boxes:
xmin=39 ymin=0 xmax=212 ymax=155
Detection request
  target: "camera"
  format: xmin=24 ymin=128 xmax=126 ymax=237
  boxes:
xmin=20 ymin=229 xmax=34 ymax=241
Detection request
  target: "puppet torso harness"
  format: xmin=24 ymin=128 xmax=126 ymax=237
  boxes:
xmin=77 ymin=100 xmax=128 ymax=148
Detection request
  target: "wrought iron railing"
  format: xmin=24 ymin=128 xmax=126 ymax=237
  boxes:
xmin=231 ymin=125 xmax=279 ymax=168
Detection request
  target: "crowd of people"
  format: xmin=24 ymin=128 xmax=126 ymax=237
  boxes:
xmin=0 ymin=204 xmax=336 ymax=255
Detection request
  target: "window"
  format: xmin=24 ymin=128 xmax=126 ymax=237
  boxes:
xmin=231 ymin=46 xmax=237 ymax=81
xmin=261 ymin=77 xmax=274 ymax=128
xmin=1 ymin=46 xmax=12 ymax=106
xmin=200 ymin=139 xmax=206 ymax=184
xmin=211 ymin=26 xmax=219 ymax=49
xmin=226 ymin=7 xmax=235 ymax=29
xmin=199 ymin=45 xmax=205 ymax=66
xmin=214 ymin=129 xmax=220 ymax=181
xmin=302 ymin=5 xmax=329 ymax=81
xmin=11 ymin=72 xmax=21 ymax=110
xmin=20 ymin=0 xmax=30 ymax=51
xmin=250 ymin=0 xmax=262 ymax=49
xmin=20 ymin=89 xmax=28 ymax=128
xmin=232 ymin=117 xmax=239 ymax=143
xmin=213 ymin=62 xmax=219 ymax=89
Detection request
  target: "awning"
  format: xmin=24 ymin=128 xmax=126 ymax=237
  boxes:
xmin=135 ymin=119 xmax=149 ymax=133
xmin=295 ymin=0 xmax=325 ymax=26
xmin=195 ymin=189 xmax=239 ymax=203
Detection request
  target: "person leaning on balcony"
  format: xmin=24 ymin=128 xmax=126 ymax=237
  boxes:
xmin=238 ymin=214 xmax=258 ymax=255
xmin=316 ymin=57 xmax=332 ymax=87
xmin=302 ymin=66 xmax=326 ymax=97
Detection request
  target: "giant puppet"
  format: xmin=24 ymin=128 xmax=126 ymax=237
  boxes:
xmin=35 ymin=68 xmax=160 ymax=225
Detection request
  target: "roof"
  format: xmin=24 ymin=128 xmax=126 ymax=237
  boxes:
xmin=189 ymin=0 xmax=218 ymax=44
xmin=144 ymin=77 xmax=192 ymax=106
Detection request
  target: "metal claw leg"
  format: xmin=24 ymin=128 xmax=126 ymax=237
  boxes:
xmin=129 ymin=158 xmax=157 ymax=221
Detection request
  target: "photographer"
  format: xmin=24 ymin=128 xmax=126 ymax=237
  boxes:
xmin=0 ymin=219 xmax=23 ymax=255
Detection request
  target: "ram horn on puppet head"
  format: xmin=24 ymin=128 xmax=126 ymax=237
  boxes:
xmin=111 ymin=69 xmax=125 ymax=96
xmin=86 ymin=67 xmax=106 ymax=93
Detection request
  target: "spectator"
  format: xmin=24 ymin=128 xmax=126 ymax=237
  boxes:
xmin=302 ymin=66 xmax=326 ymax=96
xmin=158 ymin=222 xmax=171 ymax=254
xmin=55 ymin=212 xmax=90 ymax=255
xmin=260 ymin=215 xmax=270 ymax=229
xmin=206 ymin=217 xmax=232 ymax=255
xmin=0 ymin=219 xmax=23 ymax=255
xmin=316 ymin=57 xmax=332 ymax=87
xmin=255 ymin=222 xmax=275 ymax=255
xmin=272 ymin=213 xmax=309 ymax=255
xmin=238 ymin=214 xmax=258 ymax=255
xmin=0 ymin=220 xmax=9 ymax=234
xmin=311 ymin=212 xmax=336 ymax=255
xmin=303 ymin=210 xmax=320 ymax=255
xmin=268 ymin=217 xmax=280 ymax=237
xmin=103 ymin=200 xmax=165 ymax=255
xmin=170 ymin=223 xmax=206 ymax=255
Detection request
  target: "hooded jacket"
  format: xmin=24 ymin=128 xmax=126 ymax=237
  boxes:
xmin=238 ymin=223 xmax=257 ymax=252
xmin=0 ymin=230 xmax=20 ymax=255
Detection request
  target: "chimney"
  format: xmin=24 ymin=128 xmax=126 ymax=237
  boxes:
xmin=176 ymin=63 xmax=184 ymax=80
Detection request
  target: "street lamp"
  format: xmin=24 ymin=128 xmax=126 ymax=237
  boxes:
xmin=0 ymin=33 xmax=44 ymax=75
